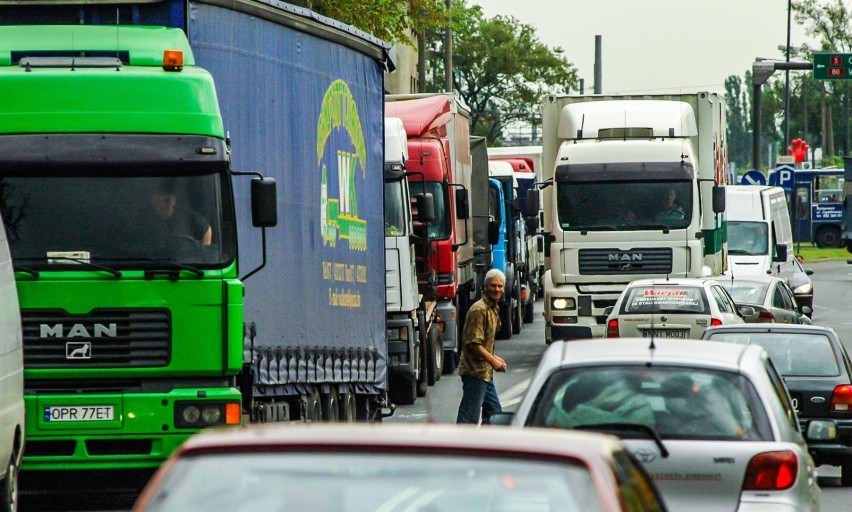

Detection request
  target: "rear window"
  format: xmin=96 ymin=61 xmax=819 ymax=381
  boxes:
xmin=704 ymin=332 xmax=840 ymax=377
xmin=719 ymin=281 xmax=770 ymax=305
xmin=526 ymin=365 xmax=773 ymax=442
xmin=620 ymin=286 xmax=709 ymax=314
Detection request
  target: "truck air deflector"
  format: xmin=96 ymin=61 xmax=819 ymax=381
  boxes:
xmin=555 ymin=161 xmax=694 ymax=182
xmin=0 ymin=134 xmax=228 ymax=172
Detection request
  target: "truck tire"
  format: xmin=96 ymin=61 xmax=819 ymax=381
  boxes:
xmin=497 ymin=304 xmax=513 ymax=340
xmin=842 ymin=461 xmax=852 ymax=487
xmin=426 ymin=328 xmax=437 ymax=386
xmin=427 ymin=327 xmax=443 ymax=384
xmin=321 ymin=388 xmax=339 ymax=422
xmin=512 ymin=284 xmax=522 ymax=335
xmin=338 ymin=386 xmax=356 ymax=422
xmin=0 ymin=453 xmax=17 ymax=512
xmin=390 ymin=375 xmax=416 ymax=406
xmin=524 ymin=300 xmax=534 ymax=324
xmin=417 ymin=342 xmax=429 ymax=397
xmin=815 ymin=225 xmax=841 ymax=248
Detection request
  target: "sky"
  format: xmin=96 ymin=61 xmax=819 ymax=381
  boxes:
xmin=474 ymin=0 xmax=821 ymax=96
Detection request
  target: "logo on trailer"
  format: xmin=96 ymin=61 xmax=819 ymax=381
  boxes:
xmin=317 ymin=79 xmax=368 ymax=252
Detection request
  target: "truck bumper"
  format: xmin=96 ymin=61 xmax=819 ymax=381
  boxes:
xmin=544 ymin=281 xmax=621 ymax=343
xmin=387 ymin=316 xmax=416 ymax=372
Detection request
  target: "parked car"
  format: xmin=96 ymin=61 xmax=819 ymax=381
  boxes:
xmin=134 ymin=423 xmax=668 ymax=512
xmin=701 ymin=323 xmax=852 ymax=485
xmin=710 ymin=274 xmax=812 ymax=324
xmin=605 ymin=278 xmax=747 ymax=339
xmin=789 ymin=257 xmax=814 ymax=317
xmin=499 ymin=338 xmax=829 ymax=512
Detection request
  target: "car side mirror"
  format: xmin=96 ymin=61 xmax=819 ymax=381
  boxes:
xmin=251 ymin=177 xmax=278 ymax=227
xmin=801 ymin=305 xmax=813 ymax=316
xmin=525 ymin=189 xmax=540 ymax=218
xmin=455 ymin=188 xmax=470 ymax=220
xmin=806 ymin=419 xmax=838 ymax=441
xmin=413 ymin=193 xmax=435 ymax=224
xmin=712 ymin=185 xmax=725 ymax=213
xmin=774 ymin=244 xmax=788 ymax=263
xmin=738 ymin=305 xmax=756 ymax=318
xmin=603 ymin=306 xmax=615 ymax=317
xmin=489 ymin=412 xmax=515 ymax=425
xmin=488 ymin=220 xmax=500 ymax=245
xmin=805 ymin=268 xmax=814 ymax=276
xmin=525 ymin=216 xmax=539 ymax=235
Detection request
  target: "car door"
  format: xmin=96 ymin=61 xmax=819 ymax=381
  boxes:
xmin=770 ymin=282 xmax=797 ymax=324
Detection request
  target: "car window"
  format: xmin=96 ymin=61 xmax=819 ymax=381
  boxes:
xmin=772 ymin=286 xmax=785 ymax=309
xmin=142 ymin=452 xmax=604 ymax=512
xmin=706 ymin=332 xmax=840 ymax=377
xmin=621 ymin=286 xmax=709 ymax=314
xmin=721 ymin=281 xmax=769 ymax=305
xmin=764 ymin=358 xmax=799 ymax=430
xmin=778 ymin=284 xmax=795 ymax=310
xmin=527 ymin=365 xmax=772 ymax=441
xmin=710 ymin=285 xmax=738 ymax=314
xmin=611 ymin=449 xmax=666 ymax=512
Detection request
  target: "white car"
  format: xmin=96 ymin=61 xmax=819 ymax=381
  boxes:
xmin=500 ymin=338 xmax=830 ymax=512
xmin=605 ymin=278 xmax=747 ymax=339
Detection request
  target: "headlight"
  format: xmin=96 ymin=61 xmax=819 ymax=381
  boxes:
xmin=175 ymin=401 xmax=241 ymax=428
xmin=794 ymin=282 xmax=812 ymax=295
xmin=551 ymin=297 xmax=576 ymax=310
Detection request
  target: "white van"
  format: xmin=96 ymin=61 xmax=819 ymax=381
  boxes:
xmin=0 ymin=219 xmax=23 ymax=509
xmin=726 ymin=186 xmax=795 ymax=279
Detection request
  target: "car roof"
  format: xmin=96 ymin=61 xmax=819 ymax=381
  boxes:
xmin=625 ymin=277 xmax=716 ymax=287
xmin=542 ymin=338 xmax=758 ymax=371
xmin=703 ymin=323 xmax=837 ymax=336
xmin=711 ymin=274 xmax=786 ymax=284
xmin=173 ymin=423 xmax=626 ymax=463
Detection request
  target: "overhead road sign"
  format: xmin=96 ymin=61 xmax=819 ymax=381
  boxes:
xmin=814 ymin=52 xmax=852 ymax=80
xmin=740 ymin=170 xmax=766 ymax=186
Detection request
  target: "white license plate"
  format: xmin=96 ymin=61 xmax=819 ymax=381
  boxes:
xmin=642 ymin=329 xmax=687 ymax=338
xmin=44 ymin=405 xmax=114 ymax=422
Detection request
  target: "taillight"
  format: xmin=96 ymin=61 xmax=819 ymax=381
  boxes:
xmin=742 ymin=451 xmax=798 ymax=491
xmin=758 ymin=311 xmax=776 ymax=323
xmin=606 ymin=318 xmax=619 ymax=338
xmin=710 ymin=318 xmax=723 ymax=326
xmin=521 ymin=286 xmax=528 ymax=301
xmin=830 ymin=385 xmax=852 ymax=412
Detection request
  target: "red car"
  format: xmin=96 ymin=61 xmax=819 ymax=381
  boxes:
xmin=134 ymin=423 xmax=666 ymax=512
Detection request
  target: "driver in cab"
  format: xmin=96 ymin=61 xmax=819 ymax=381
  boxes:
xmin=150 ymin=188 xmax=212 ymax=246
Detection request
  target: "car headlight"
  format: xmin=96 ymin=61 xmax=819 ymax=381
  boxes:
xmin=551 ymin=297 xmax=576 ymax=310
xmin=794 ymin=282 xmax=812 ymax=295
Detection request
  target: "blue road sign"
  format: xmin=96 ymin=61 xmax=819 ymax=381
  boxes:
xmin=740 ymin=169 xmax=767 ymax=185
xmin=771 ymin=163 xmax=796 ymax=193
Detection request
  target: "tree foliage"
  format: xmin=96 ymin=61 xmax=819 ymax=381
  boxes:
xmin=289 ymin=0 xmax=451 ymax=45
xmin=424 ymin=2 xmax=577 ymax=144
xmin=724 ymin=75 xmax=752 ymax=170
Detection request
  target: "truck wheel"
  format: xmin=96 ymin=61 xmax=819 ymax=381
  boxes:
xmin=338 ymin=386 xmax=356 ymax=422
xmin=389 ymin=375 xmax=416 ymax=406
xmin=428 ymin=328 xmax=443 ymax=383
xmin=842 ymin=461 xmax=852 ymax=487
xmin=815 ymin=225 xmax=841 ymax=248
xmin=497 ymin=303 xmax=513 ymax=340
xmin=425 ymin=329 xmax=437 ymax=386
xmin=0 ymin=453 xmax=17 ymax=512
xmin=524 ymin=298 xmax=535 ymax=324
xmin=321 ymin=388 xmax=340 ymax=422
xmin=512 ymin=286 xmax=522 ymax=335
xmin=417 ymin=345 xmax=429 ymax=397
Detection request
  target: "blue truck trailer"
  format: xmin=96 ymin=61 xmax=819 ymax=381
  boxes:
xmin=0 ymin=0 xmax=390 ymax=485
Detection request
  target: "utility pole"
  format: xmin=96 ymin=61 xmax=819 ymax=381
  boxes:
xmin=593 ymin=35 xmax=602 ymax=94
xmin=784 ymin=0 xmax=792 ymax=149
xmin=444 ymin=0 xmax=452 ymax=92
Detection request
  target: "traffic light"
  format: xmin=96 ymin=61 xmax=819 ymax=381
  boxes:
xmin=787 ymin=138 xmax=809 ymax=164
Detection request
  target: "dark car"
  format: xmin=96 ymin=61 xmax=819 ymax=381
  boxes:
xmin=789 ymin=257 xmax=814 ymax=318
xmin=702 ymin=324 xmax=852 ymax=485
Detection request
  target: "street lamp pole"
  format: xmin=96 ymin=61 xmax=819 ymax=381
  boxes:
xmin=784 ymin=0 xmax=792 ymax=150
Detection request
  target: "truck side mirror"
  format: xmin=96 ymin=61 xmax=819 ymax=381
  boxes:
xmin=525 ymin=216 xmax=539 ymax=235
xmin=488 ymin=220 xmax=499 ymax=245
xmin=774 ymin=243 xmax=788 ymax=262
xmin=712 ymin=185 xmax=725 ymax=213
xmin=525 ymin=189 xmax=540 ymax=218
xmin=413 ymin=193 xmax=435 ymax=224
xmin=251 ymin=177 xmax=278 ymax=227
xmin=455 ymin=188 xmax=470 ymax=220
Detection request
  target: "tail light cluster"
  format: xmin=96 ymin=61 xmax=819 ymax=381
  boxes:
xmin=710 ymin=318 xmax=723 ymax=327
xmin=757 ymin=311 xmax=776 ymax=323
xmin=742 ymin=450 xmax=798 ymax=491
xmin=606 ymin=319 xmax=619 ymax=338
xmin=830 ymin=385 xmax=852 ymax=412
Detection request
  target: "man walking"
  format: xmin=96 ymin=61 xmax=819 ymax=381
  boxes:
xmin=456 ymin=268 xmax=508 ymax=424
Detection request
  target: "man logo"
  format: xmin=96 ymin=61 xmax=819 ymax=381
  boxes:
xmin=66 ymin=342 xmax=92 ymax=360
xmin=634 ymin=448 xmax=657 ymax=463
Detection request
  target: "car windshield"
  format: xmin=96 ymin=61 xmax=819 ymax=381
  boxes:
xmin=703 ymin=332 xmax=840 ymax=377
xmin=621 ymin=286 xmax=709 ymax=314
xmin=526 ymin=365 xmax=773 ymax=442
xmin=718 ymin=280 xmax=770 ymax=305
xmin=727 ymin=221 xmax=769 ymax=256
xmin=142 ymin=452 xmax=602 ymax=512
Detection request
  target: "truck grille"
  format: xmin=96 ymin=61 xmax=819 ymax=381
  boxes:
xmin=578 ymin=248 xmax=673 ymax=275
xmin=22 ymin=309 xmax=171 ymax=368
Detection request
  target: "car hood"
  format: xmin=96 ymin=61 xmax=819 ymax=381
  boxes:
xmin=727 ymin=255 xmax=771 ymax=276
xmin=624 ymin=438 xmax=802 ymax=512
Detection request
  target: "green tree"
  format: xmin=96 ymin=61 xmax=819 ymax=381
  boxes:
xmin=425 ymin=2 xmax=577 ymax=144
xmin=724 ymin=75 xmax=752 ymax=171
xmin=289 ymin=0 xmax=450 ymax=45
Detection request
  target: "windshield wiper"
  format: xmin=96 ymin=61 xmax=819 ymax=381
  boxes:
xmin=106 ymin=258 xmax=204 ymax=279
xmin=13 ymin=265 xmax=39 ymax=278
xmin=573 ymin=422 xmax=669 ymax=458
xmin=15 ymin=256 xmax=122 ymax=278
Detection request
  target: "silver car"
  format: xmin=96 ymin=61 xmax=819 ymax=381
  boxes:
xmin=502 ymin=338 xmax=827 ymax=512
xmin=711 ymin=274 xmax=812 ymax=325
xmin=605 ymin=278 xmax=747 ymax=339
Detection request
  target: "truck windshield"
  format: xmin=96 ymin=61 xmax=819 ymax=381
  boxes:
xmin=727 ymin=221 xmax=768 ymax=256
xmin=384 ymin=180 xmax=406 ymax=237
xmin=409 ymin=181 xmax=450 ymax=240
xmin=557 ymin=181 xmax=692 ymax=230
xmin=0 ymin=172 xmax=235 ymax=269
